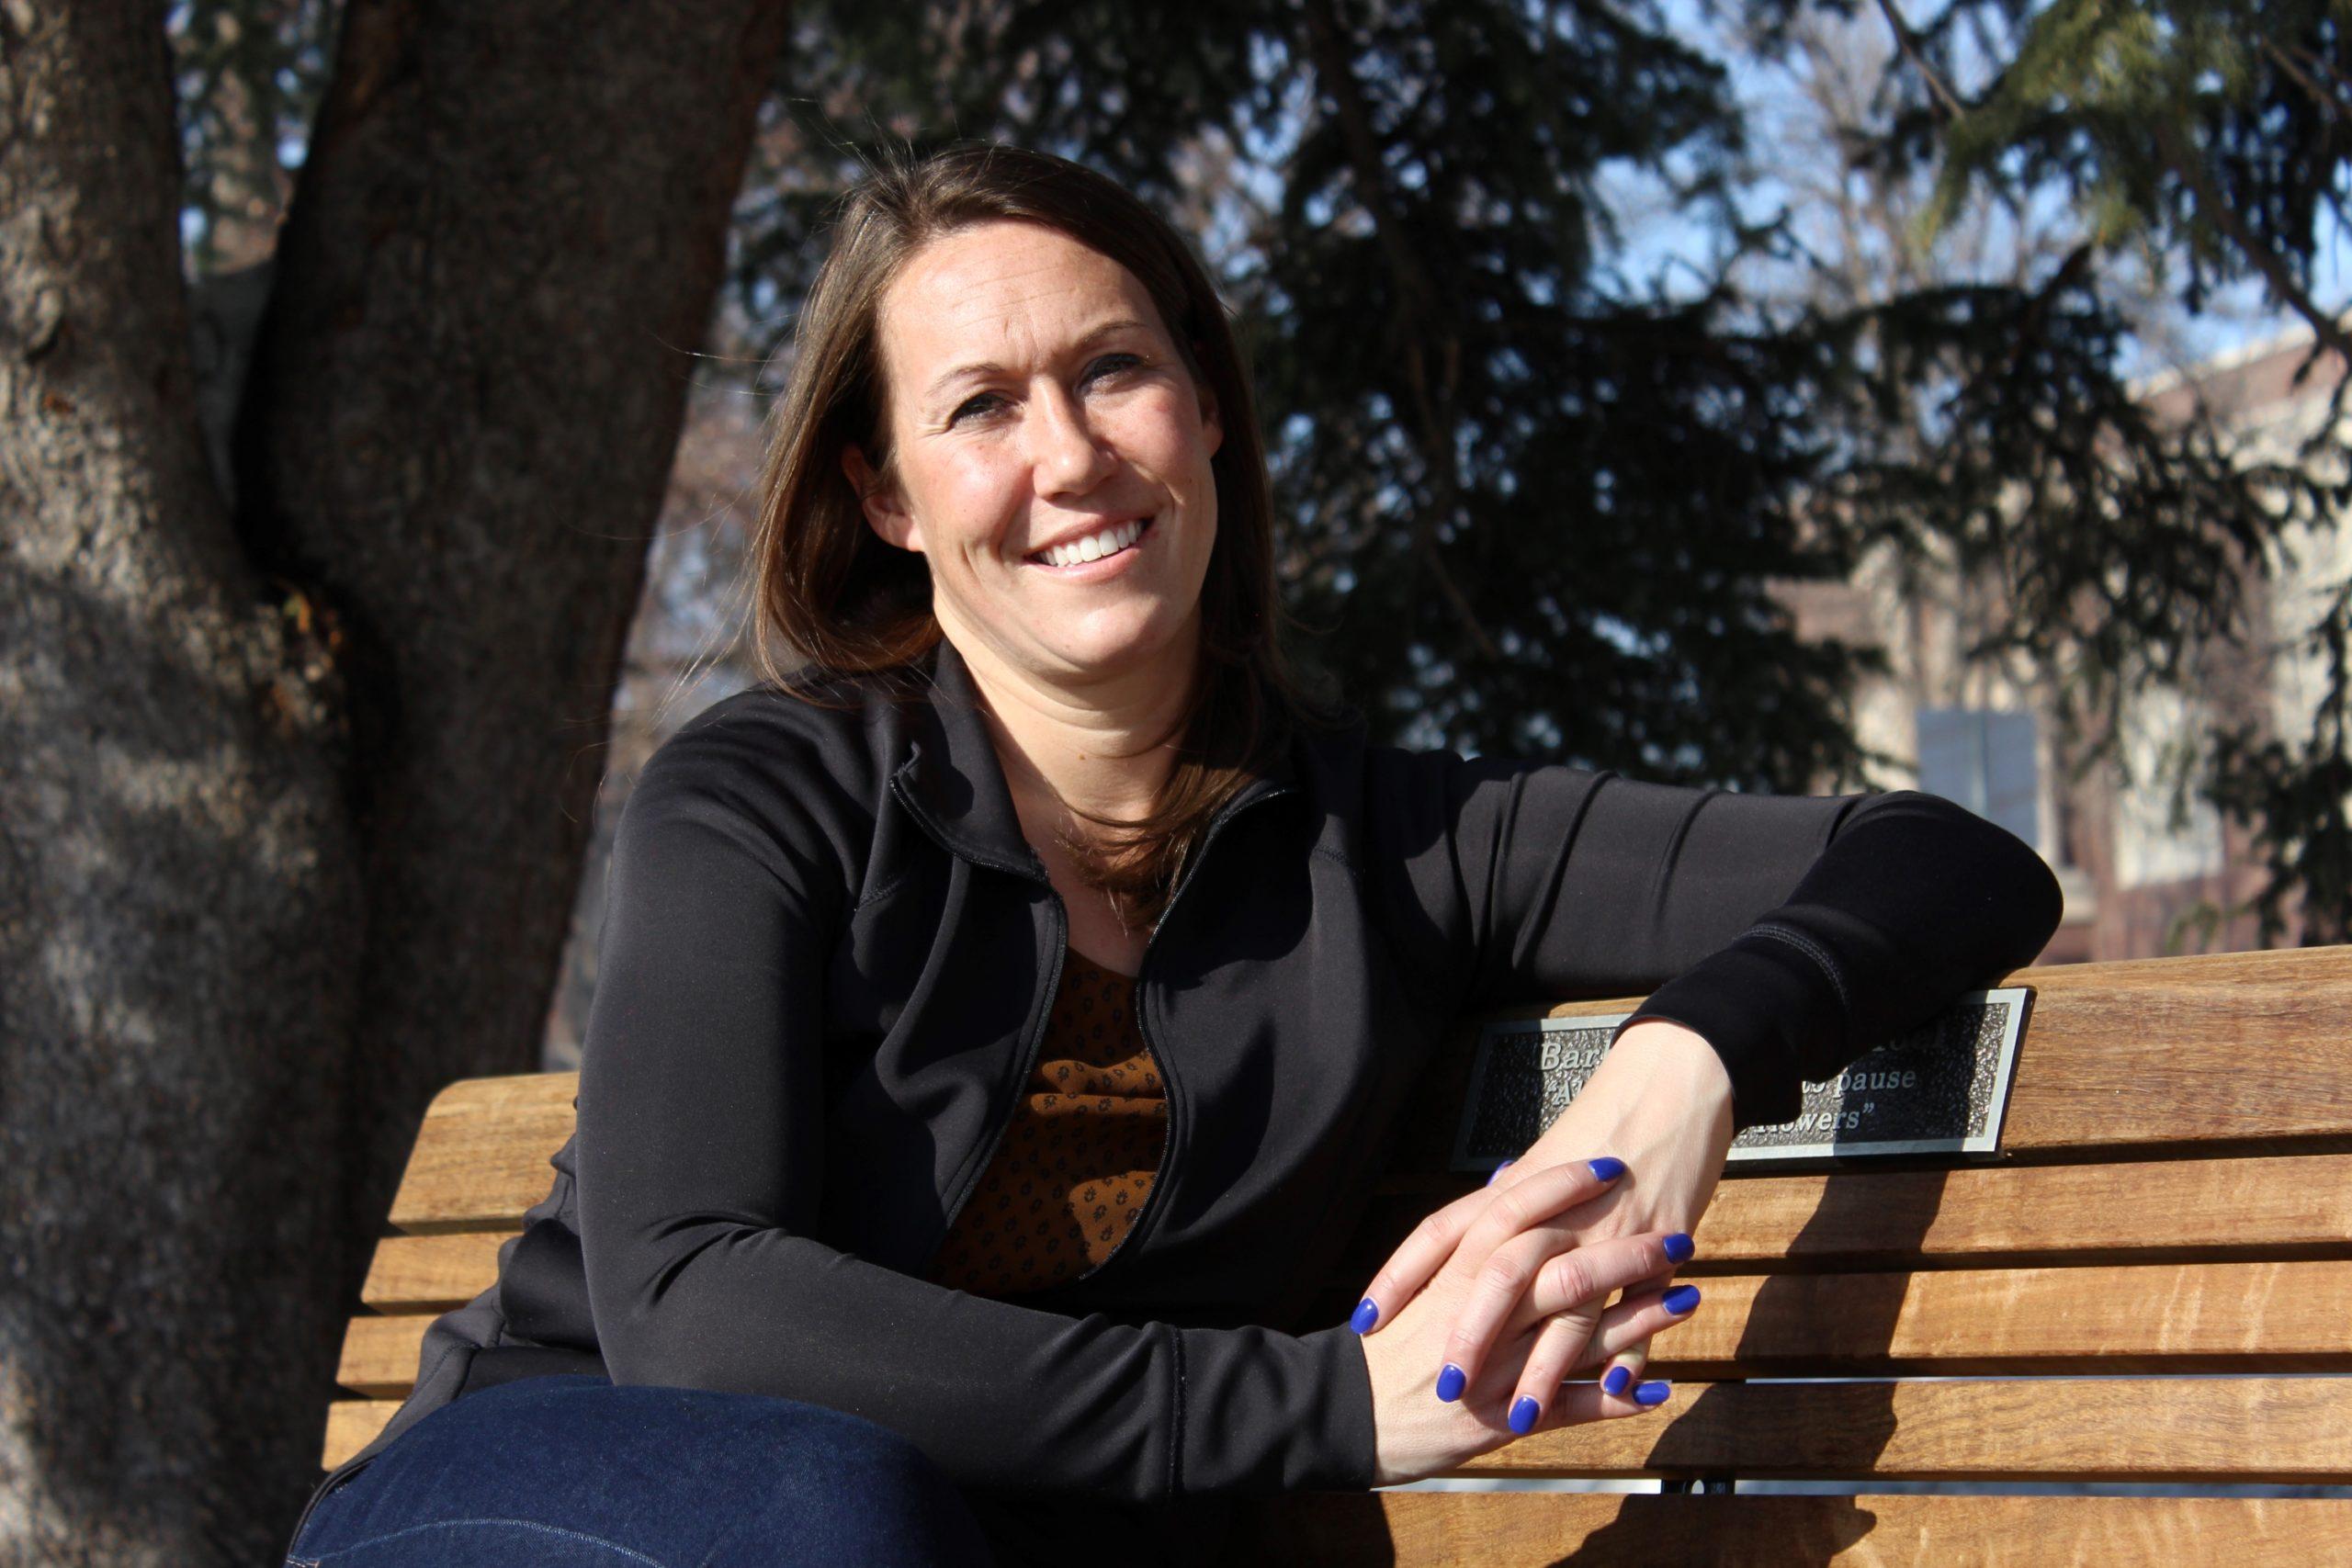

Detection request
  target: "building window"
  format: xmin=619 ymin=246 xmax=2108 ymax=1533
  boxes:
xmin=1916 ymin=706 xmax=2040 ymax=849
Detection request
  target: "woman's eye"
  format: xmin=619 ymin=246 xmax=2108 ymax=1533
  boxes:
xmin=950 ymin=357 xmax=1143 ymax=425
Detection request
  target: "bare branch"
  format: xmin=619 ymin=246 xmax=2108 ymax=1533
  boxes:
xmin=1872 ymin=0 xmax=1966 ymax=122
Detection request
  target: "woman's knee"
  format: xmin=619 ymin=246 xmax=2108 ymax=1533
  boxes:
xmin=711 ymin=1395 xmax=996 ymax=1566
xmin=495 ymin=1377 xmax=945 ymax=1472
xmin=745 ymin=1393 xmax=949 ymax=1485
xmin=560 ymin=1388 xmax=1001 ymax=1568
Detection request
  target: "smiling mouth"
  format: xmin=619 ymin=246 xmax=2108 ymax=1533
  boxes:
xmin=1025 ymin=514 xmax=1152 ymax=570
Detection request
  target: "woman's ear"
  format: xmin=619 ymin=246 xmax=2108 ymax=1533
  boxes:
xmin=842 ymin=443 xmax=922 ymax=553
xmin=1194 ymin=374 xmax=1222 ymax=459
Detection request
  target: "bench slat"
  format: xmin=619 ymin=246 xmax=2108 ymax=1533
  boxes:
xmin=1684 ymin=1150 xmax=2352 ymax=1269
xmin=368 ymin=1152 xmax=2352 ymax=1319
xmin=1454 ymin=1376 xmax=2352 ymax=1483
xmin=1350 ymin=1152 xmax=2352 ymax=1280
xmin=1983 ymin=947 xmax=2352 ymax=1154
xmin=386 ymin=1076 xmax=577 ymax=1234
xmin=386 ymin=949 xmax=2352 ymax=1235
xmin=1396 ymin=947 xmax=2352 ymax=1170
xmin=1703 ymin=1258 xmax=2350 ymax=1374
xmin=322 ymin=1400 xmax=404 ymax=1470
xmin=1300 ymin=1258 xmax=2352 ymax=1379
xmin=1237 ymin=1493 xmax=2352 ymax=1566
xmin=322 ymin=1377 xmax=2352 ymax=1484
xmin=335 ymin=1317 xmax=433 ymax=1397
xmin=1642 ymin=1258 xmax=2352 ymax=1375
xmin=361 ymin=1229 xmax=516 ymax=1310
xmin=336 ymin=1258 xmax=2352 ymax=1401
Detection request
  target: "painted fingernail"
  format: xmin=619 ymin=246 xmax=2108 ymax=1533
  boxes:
xmin=1663 ymin=1232 xmax=1696 ymax=1264
xmin=1509 ymin=1395 xmax=1542 ymax=1435
xmin=1588 ymin=1156 xmax=1627 ymax=1182
xmin=1486 ymin=1158 xmax=1516 ymax=1187
xmin=1435 ymin=1363 xmax=1466 ymax=1402
xmin=1662 ymin=1283 xmax=1702 ymax=1315
xmin=1351 ymin=1298 xmax=1379 ymax=1334
xmin=1601 ymin=1365 xmax=1633 ymax=1397
xmin=1634 ymin=1380 xmax=1673 ymax=1407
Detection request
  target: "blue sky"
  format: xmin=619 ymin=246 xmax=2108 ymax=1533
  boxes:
xmin=1598 ymin=0 xmax=2351 ymax=382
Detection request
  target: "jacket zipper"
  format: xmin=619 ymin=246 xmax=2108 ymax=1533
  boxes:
xmin=924 ymin=781 xmax=1295 ymax=1276
xmin=1073 ymin=783 xmax=1295 ymax=1283
xmin=931 ymin=895 xmax=1068 ymax=1251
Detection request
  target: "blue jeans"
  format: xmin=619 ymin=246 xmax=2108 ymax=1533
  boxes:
xmin=284 ymin=1374 xmax=997 ymax=1567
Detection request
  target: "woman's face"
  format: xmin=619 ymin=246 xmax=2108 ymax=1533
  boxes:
xmin=844 ymin=219 xmax=1223 ymax=690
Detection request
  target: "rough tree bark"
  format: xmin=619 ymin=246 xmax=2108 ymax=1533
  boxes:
xmin=0 ymin=2 xmax=792 ymax=1562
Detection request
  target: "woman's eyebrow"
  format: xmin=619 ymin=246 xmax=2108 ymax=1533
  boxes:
xmin=922 ymin=317 xmax=1153 ymax=405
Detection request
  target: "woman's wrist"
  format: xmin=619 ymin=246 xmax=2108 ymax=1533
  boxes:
xmin=1517 ymin=1017 xmax=1735 ymax=1196
xmin=1605 ymin=1019 xmax=1735 ymax=1123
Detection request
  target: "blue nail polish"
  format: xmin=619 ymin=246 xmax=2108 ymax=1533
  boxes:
xmin=1509 ymin=1395 xmax=1541 ymax=1435
xmin=1634 ymin=1380 xmax=1672 ymax=1407
xmin=1662 ymin=1283 xmax=1702 ymax=1315
xmin=1587 ymin=1156 xmax=1627 ymax=1182
xmin=1663 ymin=1232 xmax=1696 ymax=1264
xmin=1601 ymin=1365 xmax=1632 ymax=1397
xmin=1486 ymin=1158 xmax=1516 ymax=1187
xmin=1435 ymin=1363 xmax=1466 ymax=1402
xmin=1351 ymin=1298 xmax=1379 ymax=1334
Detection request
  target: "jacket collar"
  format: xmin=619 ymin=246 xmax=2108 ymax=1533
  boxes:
xmin=888 ymin=636 xmax=1299 ymax=884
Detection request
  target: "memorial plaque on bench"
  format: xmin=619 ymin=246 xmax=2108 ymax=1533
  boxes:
xmin=1451 ymin=987 xmax=2032 ymax=1171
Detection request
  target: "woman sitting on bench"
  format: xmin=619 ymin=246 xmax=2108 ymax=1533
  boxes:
xmin=282 ymin=140 xmax=2062 ymax=1568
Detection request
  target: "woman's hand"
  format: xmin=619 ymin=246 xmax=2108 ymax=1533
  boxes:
xmin=1351 ymin=1019 xmax=1736 ymax=1436
xmin=1353 ymin=1216 xmax=1702 ymax=1483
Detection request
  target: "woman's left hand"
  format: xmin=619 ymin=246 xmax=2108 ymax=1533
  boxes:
xmin=1351 ymin=1019 xmax=1736 ymax=1429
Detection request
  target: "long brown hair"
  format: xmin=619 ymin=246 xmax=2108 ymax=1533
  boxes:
xmin=744 ymin=140 xmax=1343 ymax=929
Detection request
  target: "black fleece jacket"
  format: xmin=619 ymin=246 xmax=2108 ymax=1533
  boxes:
xmin=288 ymin=637 xmax=2062 ymax=1558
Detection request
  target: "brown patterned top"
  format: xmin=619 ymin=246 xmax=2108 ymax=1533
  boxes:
xmin=925 ymin=944 xmax=1169 ymax=1298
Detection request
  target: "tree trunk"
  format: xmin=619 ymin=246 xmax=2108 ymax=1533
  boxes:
xmin=0 ymin=2 xmax=790 ymax=1562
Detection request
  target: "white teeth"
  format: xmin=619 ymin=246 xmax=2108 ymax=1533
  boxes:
xmin=1038 ymin=516 xmax=1147 ymax=568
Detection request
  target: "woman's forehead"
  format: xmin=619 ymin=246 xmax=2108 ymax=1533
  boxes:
xmin=880 ymin=224 xmax=1166 ymax=387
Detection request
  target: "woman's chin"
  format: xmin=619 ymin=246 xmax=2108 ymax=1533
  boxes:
xmin=1045 ymin=617 xmax=1196 ymax=682
xmin=1052 ymin=643 xmax=1176 ymax=682
xmin=945 ymin=593 xmax=1202 ymax=687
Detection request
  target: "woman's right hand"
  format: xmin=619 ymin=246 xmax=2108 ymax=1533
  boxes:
xmin=1353 ymin=1226 xmax=1700 ymax=1486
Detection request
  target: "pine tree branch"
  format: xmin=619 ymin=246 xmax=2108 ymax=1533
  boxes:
xmin=1295 ymin=0 xmax=1503 ymax=665
xmin=2150 ymin=114 xmax=2352 ymax=367
xmin=2278 ymin=35 xmax=2352 ymax=116
xmin=2258 ymin=35 xmax=2348 ymax=119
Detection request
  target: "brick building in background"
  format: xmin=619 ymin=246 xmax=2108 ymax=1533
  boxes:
xmin=1781 ymin=321 xmax=2349 ymax=965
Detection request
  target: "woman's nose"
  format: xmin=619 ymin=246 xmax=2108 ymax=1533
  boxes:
xmin=1026 ymin=383 xmax=1116 ymax=496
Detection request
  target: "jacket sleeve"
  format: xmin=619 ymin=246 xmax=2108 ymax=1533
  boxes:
xmin=1361 ymin=750 xmax=2065 ymax=1131
xmin=575 ymin=730 xmax=1374 ymax=1504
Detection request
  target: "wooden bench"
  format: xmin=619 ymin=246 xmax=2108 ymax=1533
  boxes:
xmin=322 ymin=946 xmax=2352 ymax=1562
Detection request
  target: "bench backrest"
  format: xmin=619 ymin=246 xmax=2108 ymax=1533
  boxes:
xmin=322 ymin=946 xmax=2352 ymax=1562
